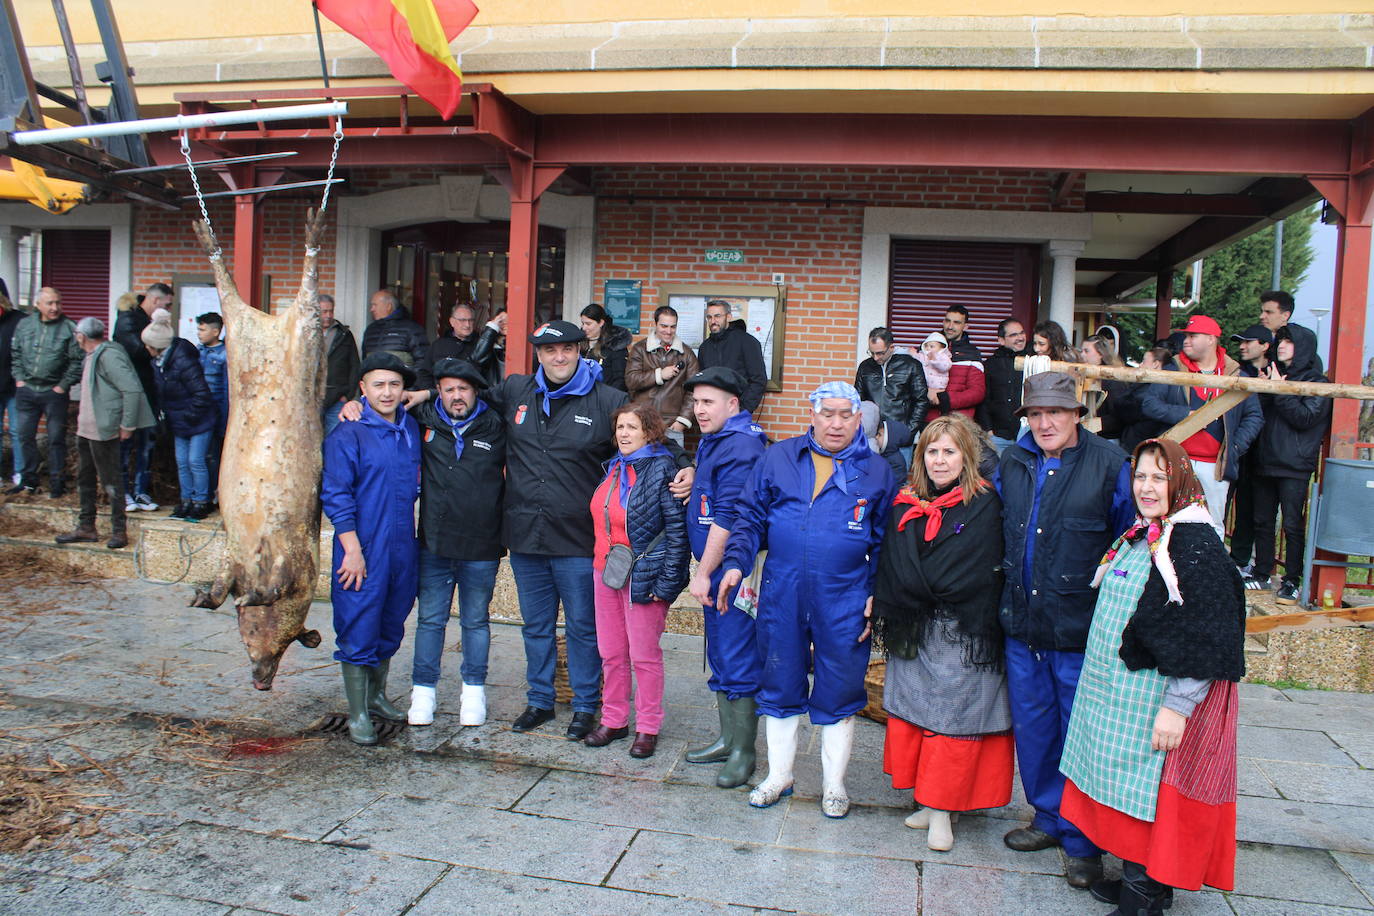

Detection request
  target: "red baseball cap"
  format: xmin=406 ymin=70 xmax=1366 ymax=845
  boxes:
xmin=1182 ymin=315 xmax=1222 ymax=337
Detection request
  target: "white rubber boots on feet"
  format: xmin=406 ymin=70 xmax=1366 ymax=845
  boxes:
xmin=459 ymin=682 xmax=487 ymax=726
xmin=820 ymin=716 xmax=855 ymax=818
xmin=748 ymin=715 xmax=800 ymax=808
xmin=904 ymin=808 xmax=959 ymax=850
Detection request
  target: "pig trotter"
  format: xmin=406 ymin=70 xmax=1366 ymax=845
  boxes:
xmin=190 ymin=577 xmax=232 ymax=609
xmin=297 ymin=629 xmax=322 ymax=648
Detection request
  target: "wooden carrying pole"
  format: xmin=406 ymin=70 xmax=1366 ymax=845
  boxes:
xmin=1012 ymin=358 xmax=1374 ymax=402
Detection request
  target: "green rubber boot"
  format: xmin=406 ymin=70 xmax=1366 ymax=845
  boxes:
xmin=716 ymin=696 xmax=758 ymax=788
xmin=685 ymin=692 xmax=732 ymax=764
xmin=340 ymin=663 xmax=378 ymax=746
xmin=369 ymin=659 xmax=406 ymax=721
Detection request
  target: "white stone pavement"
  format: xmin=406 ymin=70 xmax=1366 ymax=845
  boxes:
xmin=0 ymin=574 xmax=1371 ymax=915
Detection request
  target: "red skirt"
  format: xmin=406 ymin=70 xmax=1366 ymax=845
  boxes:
xmin=882 ymin=716 xmax=1014 ymax=812
xmin=1063 ymin=780 xmax=1235 ymax=891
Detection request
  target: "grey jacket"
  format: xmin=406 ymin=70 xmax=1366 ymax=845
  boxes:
xmin=81 ymin=341 xmax=157 ymax=440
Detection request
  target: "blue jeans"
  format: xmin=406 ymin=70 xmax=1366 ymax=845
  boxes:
xmin=322 ymin=400 xmax=345 ymax=438
xmin=0 ymin=394 xmax=22 ymax=478
xmin=173 ymin=430 xmax=212 ymax=503
xmin=412 ymin=547 xmax=499 ymax=687
xmin=508 ymin=552 xmax=600 ymax=714
xmin=121 ymin=426 xmax=155 ymax=497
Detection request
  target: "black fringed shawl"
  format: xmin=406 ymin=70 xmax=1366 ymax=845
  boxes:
xmin=872 ymin=486 xmax=1006 ymax=669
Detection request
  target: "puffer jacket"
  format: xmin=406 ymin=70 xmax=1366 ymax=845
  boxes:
xmin=855 ymin=352 xmax=928 ymax=431
xmin=152 ymin=337 xmax=216 ymax=437
xmin=598 ymin=453 xmax=691 ymax=605
xmin=585 ymin=323 xmax=632 ymax=392
xmin=1251 ymin=332 xmax=1331 ymax=479
xmin=361 ymin=305 xmax=432 ymax=389
xmin=10 ymin=312 xmax=82 ymax=391
xmin=625 ymin=336 xmax=700 ymax=429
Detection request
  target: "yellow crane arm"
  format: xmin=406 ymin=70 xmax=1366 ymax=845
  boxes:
xmin=0 ymin=161 xmax=87 ymax=214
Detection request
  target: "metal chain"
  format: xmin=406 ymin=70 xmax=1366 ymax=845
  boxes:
xmin=319 ymin=116 xmax=344 ymax=213
xmin=180 ymin=130 xmax=221 ymax=260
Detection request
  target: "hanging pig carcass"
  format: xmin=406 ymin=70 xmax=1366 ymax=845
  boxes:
xmin=189 ymin=210 xmax=327 ymax=689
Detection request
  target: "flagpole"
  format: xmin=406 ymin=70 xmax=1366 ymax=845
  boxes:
xmin=312 ymin=2 xmax=331 ymax=89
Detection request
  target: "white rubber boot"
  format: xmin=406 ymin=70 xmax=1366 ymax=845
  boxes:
xmin=459 ymin=682 xmax=487 ymax=726
xmin=819 ymin=716 xmax=855 ymax=818
xmin=748 ymin=715 xmax=800 ymax=808
xmin=905 ymin=808 xmax=959 ymax=830
xmin=927 ymin=809 xmax=955 ymax=851
xmin=407 ymin=685 xmax=436 ymax=726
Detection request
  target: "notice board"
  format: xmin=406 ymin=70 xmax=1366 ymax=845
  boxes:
xmin=658 ymin=283 xmax=786 ymax=391
xmin=603 ymin=279 xmax=643 ymax=333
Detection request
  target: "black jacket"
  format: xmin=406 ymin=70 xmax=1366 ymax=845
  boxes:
xmin=361 ymin=305 xmax=431 ymax=389
xmin=487 ymin=372 xmax=629 ymax=557
xmin=113 ymin=307 xmax=155 ymax=403
xmin=322 ymin=321 xmax=361 ymax=408
xmin=413 ymin=399 xmax=506 ymax=560
xmin=1140 ymin=355 xmax=1264 ymax=482
xmin=998 ymin=429 xmax=1130 ymax=651
xmin=431 ymin=325 xmax=501 ymax=385
xmin=1114 ymin=382 xmax=1169 ymax=456
xmin=855 ymin=353 xmax=928 ymax=430
xmin=0 ymin=306 xmax=25 ymax=401
xmin=1251 ymin=333 xmax=1331 ymax=479
xmin=603 ymin=453 xmax=691 ymax=605
xmin=585 ymin=323 xmax=632 ymax=392
xmin=152 ymin=338 xmax=216 ymax=437
xmin=979 ymin=345 xmax=1027 ymax=439
xmin=946 ymin=332 xmax=984 ymax=364
xmin=698 ymin=319 xmax=768 ymax=413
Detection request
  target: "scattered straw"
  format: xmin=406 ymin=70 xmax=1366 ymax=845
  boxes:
xmin=0 ymin=750 xmax=126 ymax=853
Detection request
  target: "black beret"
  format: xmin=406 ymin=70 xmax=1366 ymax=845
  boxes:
xmin=684 ymin=366 xmax=744 ymax=398
xmin=359 ymin=351 xmax=417 ymax=388
xmin=432 ymin=357 xmax=489 ymax=389
xmin=528 ymin=319 xmax=586 ymax=346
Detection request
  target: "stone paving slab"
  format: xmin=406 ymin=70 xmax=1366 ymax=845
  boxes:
xmin=1331 ymin=852 xmax=1374 ymax=905
xmin=323 ymin=795 xmax=637 ymax=884
xmin=1238 ymin=795 xmax=1374 ymax=855
xmin=100 ymin=822 xmax=448 ymax=915
xmin=1256 ymin=760 xmax=1374 ymax=809
xmin=607 ymin=828 xmax=918 ymax=915
xmin=1238 ymin=724 xmax=1360 ymax=767
xmin=406 ymin=864 xmax=741 ymax=915
xmin=0 ymin=868 xmax=233 ymax=916
xmin=922 ymin=862 xmax=1235 ymax=915
xmin=1234 ymin=843 xmax=1372 ymax=909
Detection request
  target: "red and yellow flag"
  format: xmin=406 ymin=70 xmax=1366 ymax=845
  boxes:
xmin=314 ymin=0 xmax=478 ymax=120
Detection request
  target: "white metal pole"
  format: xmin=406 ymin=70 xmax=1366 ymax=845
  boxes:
xmin=10 ymin=102 xmax=348 ymax=146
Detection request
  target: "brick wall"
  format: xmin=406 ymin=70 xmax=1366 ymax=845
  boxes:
xmin=590 ymin=165 xmax=1081 ymax=436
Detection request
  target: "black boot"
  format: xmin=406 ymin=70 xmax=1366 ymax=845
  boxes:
xmin=1091 ymin=879 xmax=1174 ymax=910
xmin=716 ymin=696 xmax=758 ymax=788
xmin=686 ymin=691 xmax=731 ymax=764
xmin=1110 ymin=861 xmax=1170 ymax=916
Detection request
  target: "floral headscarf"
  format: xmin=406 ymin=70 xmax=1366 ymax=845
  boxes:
xmin=1091 ymin=438 xmax=1214 ymax=605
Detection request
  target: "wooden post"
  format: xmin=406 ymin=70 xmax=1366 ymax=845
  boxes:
xmin=495 ymin=157 xmax=564 ymax=376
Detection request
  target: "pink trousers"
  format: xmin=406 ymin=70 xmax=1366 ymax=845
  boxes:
xmin=592 ymin=578 xmax=668 ymax=734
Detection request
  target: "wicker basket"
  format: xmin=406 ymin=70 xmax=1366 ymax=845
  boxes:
xmin=860 ymin=658 xmax=888 ymax=724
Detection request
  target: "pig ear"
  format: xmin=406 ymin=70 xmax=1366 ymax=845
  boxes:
xmin=296 ymin=629 xmax=322 ymax=648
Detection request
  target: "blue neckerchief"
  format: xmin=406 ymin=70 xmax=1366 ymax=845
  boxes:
xmin=534 ymin=358 xmax=602 ymax=415
xmin=605 ymin=442 xmax=672 ymax=503
xmin=698 ymin=410 xmax=767 ymax=464
xmin=358 ymin=397 xmax=412 ymax=450
xmin=433 ymin=397 xmax=488 ymax=462
xmin=805 ymin=427 xmax=871 ymax=494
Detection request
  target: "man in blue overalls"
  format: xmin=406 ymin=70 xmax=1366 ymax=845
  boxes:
xmin=683 ymin=367 xmax=769 ymax=789
xmin=719 ymin=381 xmax=896 ymax=817
xmin=322 ymin=352 xmax=421 ymax=745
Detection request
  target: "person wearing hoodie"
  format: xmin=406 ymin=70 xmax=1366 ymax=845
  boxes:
xmin=322 ymin=353 xmax=422 ymax=745
xmin=361 ymin=290 xmax=432 ymax=390
xmin=684 ymin=367 xmax=770 ymax=788
xmin=579 ymin=303 xmax=633 ymax=392
xmin=718 ymin=381 xmax=897 ymax=818
xmin=698 ymin=299 xmax=768 ymax=415
xmin=1248 ymin=327 xmax=1332 ymax=604
xmin=1140 ymin=314 xmax=1263 ymax=536
xmin=141 ymin=309 xmax=217 ymax=520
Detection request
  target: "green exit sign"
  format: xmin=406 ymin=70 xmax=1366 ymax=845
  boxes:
xmin=703 ymin=248 xmax=744 ymax=264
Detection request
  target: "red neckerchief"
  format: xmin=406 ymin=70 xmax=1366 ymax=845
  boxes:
xmin=892 ymin=485 xmax=966 ymax=541
xmin=1177 ymin=349 xmax=1225 ymax=400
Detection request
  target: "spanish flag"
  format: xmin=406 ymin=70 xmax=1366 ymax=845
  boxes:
xmin=314 ymin=0 xmax=478 ymax=120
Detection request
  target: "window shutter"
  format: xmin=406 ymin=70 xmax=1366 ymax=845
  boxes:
xmin=887 ymin=239 xmax=1039 ymax=356
xmin=39 ymin=229 xmax=111 ymax=323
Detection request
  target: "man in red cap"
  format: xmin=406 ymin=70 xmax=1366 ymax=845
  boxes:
xmin=1141 ymin=314 xmax=1263 ymax=533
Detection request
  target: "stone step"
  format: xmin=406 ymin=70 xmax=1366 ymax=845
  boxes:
xmin=0 ymin=533 xmax=137 ymax=578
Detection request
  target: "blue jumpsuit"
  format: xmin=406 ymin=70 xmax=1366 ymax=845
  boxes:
xmin=688 ymin=411 xmax=769 ymax=700
xmin=322 ymin=400 xmax=421 ymax=667
xmin=722 ymin=432 xmax=896 ymax=724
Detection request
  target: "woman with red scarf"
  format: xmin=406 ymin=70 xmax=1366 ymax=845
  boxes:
xmin=873 ymin=414 xmax=1012 ymax=852
xmin=1060 ymin=438 xmax=1246 ymax=916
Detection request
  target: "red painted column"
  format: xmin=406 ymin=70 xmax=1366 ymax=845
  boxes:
xmin=232 ymin=194 xmax=264 ymax=309
xmin=1313 ymin=175 xmax=1372 ymax=605
xmin=506 ymin=193 xmax=540 ymax=376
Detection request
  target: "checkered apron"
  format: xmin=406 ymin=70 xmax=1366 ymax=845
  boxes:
xmin=1060 ymin=538 xmax=1168 ymax=822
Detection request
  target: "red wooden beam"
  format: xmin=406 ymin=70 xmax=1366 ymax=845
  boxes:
xmin=536 ymin=113 xmax=1351 ymax=176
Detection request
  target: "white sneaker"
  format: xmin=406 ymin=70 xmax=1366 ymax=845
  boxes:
xmin=133 ymin=494 xmax=159 ymax=512
xmin=125 ymin=495 xmax=138 ymax=513
xmin=459 ymin=682 xmax=486 ymax=726
xmin=407 ymin=685 xmax=436 ymax=726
